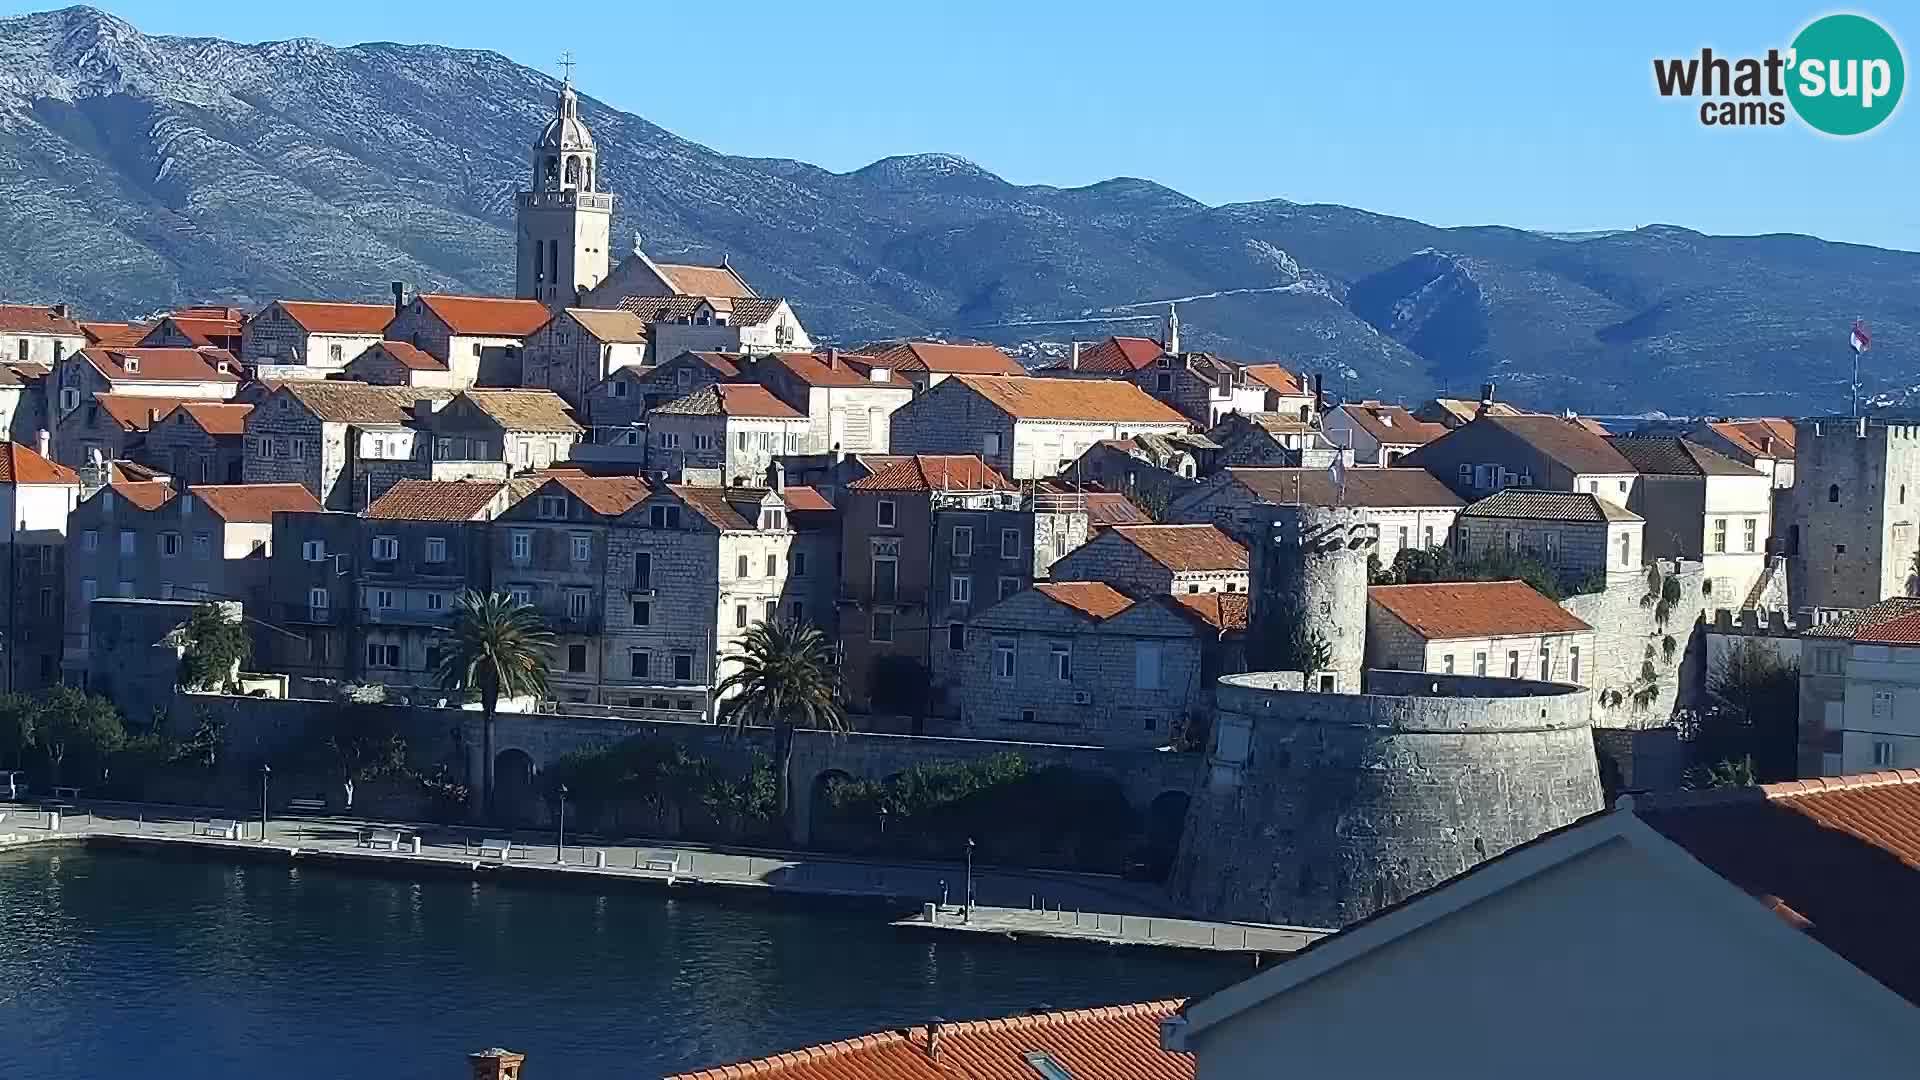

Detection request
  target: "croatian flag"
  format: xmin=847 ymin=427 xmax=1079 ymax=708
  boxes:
xmin=1852 ymin=319 xmax=1872 ymax=354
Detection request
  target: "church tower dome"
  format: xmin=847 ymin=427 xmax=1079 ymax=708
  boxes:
xmin=516 ymin=61 xmax=614 ymax=307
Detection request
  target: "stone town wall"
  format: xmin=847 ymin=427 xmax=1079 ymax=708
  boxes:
xmin=1561 ymin=559 xmax=1705 ymax=729
xmin=1168 ymin=669 xmax=1600 ymax=928
xmin=1248 ymin=505 xmax=1374 ymax=692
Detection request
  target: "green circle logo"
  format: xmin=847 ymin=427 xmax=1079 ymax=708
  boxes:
xmin=1787 ymin=14 xmax=1905 ymax=135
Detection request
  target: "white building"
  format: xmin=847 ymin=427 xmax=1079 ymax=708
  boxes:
xmin=1170 ymin=466 xmax=1463 ymax=563
xmin=1366 ymin=580 xmax=1596 ymax=684
xmin=242 ymin=300 xmax=393 ymax=376
xmin=1693 ymin=418 xmax=1796 ymax=490
xmin=0 ymin=303 xmax=87 ymax=366
xmin=1610 ymin=437 xmax=1772 ymax=606
xmin=887 ymin=374 xmax=1191 ymax=480
xmin=735 ymin=351 xmax=913 ymax=457
xmin=1321 ymin=401 xmax=1448 ymax=465
xmin=647 ymin=384 xmax=809 ymax=484
xmin=1834 ymin=608 xmax=1920 ymax=774
xmin=383 ymin=294 xmax=552 ymax=387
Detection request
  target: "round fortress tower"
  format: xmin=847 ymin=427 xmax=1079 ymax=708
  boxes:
xmin=1248 ymin=504 xmax=1374 ymax=692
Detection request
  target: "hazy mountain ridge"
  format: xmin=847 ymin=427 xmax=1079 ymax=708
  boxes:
xmin=3 ymin=5 xmax=1916 ymax=414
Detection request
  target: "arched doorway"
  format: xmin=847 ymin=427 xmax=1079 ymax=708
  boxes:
xmin=493 ymin=749 xmax=538 ymax=827
xmin=1137 ymin=791 xmax=1192 ymax=882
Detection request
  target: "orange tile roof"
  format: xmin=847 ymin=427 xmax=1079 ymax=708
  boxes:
xmin=530 ymin=471 xmax=651 ymax=516
xmin=1109 ymin=524 xmax=1248 ymax=572
xmin=1033 ymin=580 xmax=1137 ymax=620
xmin=94 ymin=394 xmax=202 ymax=432
xmin=652 ymin=261 xmax=757 ymax=299
xmin=1708 ymin=418 xmax=1797 ymax=461
xmin=667 ymin=999 xmax=1188 ymax=1080
xmin=849 ymin=455 xmax=1015 ymax=492
xmin=172 ymin=402 xmax=254 ymax=436
xmin=82 ymin=347 xmax=239 ymax=383
xmin=1638 ymin=769 xmax=1920 ymax=1007
xmin=764 ymin=351 xmax=912 ymax=388
xmin=79 ymin=322 xmax=149 ymax=347
xmin=274 ymin=300 xmax=394 ymax=335
xmin=0 ymin=441 xmax=80 ymax=484
xmin=1079 ymin=490 xmax=1153 ymax=527
xmin=669 ymin=485 xmax=760 ymax=531
xmin=365 ymin=479 xmax=513 ymax=521
xmin=782 ymin=485 xmax=836 ymax=512
xmin=1855 ymin=609 xmax=1920 ymax=645
xmin=149 ymin=316 xmax=243 ymax=348
xmin=461 ymin=389 xmax=584 ymax=433
xmin=416 ymin=294 xmax=552 ymax=337
xmin=1241 ymin=363 xmax=1306 ymax=396
xmin=1367 ymin=580 xmax=1592 ymax=639
xmin=188 ymin=483 xmax=323 ymax=523
xmin=1170 ymin=591 xmax=1249 ymax=632
xmin=0 ymin=304 xmax=84 ymax=337
xmin=1067 ymin=336 xmax=1166 ymax=374
xmin=109 ymin=461 xmax=166 ymax=484
xmin=951 ymin=375 xmax=1190 ymax=425
xmin=359 ymin=341 xmax=447 ymax=371
xmin=109 ymin=480 xmax=175 ymax=511
xmin=1336 ymin=402 xmax=1448 ymax=447
xmin=860 ymin=341 xmax=1026 ymax=376
xmin=656 ymin=383 xmax=806 ymax=419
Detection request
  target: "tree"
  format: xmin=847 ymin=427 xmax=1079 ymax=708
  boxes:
xmin=1688 ymin=640 xmax=1800 ymax=782
xmin=175 ymin=604 xmax=252 ymax=692
xmin=0 ymin=692 xmax=36 ymax=770
xmin=324 ymin=705 xmax=408 ymax=810
xmin=36 ymin=686 xmax=126 ymax=785
xmin=433 ymin=590 xmax=554 ymax=815
xmin=715 ymin=619 xmax=849 ymax=837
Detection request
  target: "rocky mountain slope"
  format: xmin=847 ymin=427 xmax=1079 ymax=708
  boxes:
xmin=3 ymin=5 xmax=1916 ymax=415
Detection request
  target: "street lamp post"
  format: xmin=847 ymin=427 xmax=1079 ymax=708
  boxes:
xmin=964 ymin=837 xmax=976 ymax=922
xmin=555 ymin=784 xmax=569 ymax=865
xmin=259 ymin=764 xmax=272 ymax=843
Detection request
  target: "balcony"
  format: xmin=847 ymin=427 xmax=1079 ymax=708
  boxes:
xmin=547 ymin=612 xmax=604 ymax=635
xmin=275 ymin=602 xmax=347 ymax=626
xmin=360 ymin=606 xmax=453 ymax=628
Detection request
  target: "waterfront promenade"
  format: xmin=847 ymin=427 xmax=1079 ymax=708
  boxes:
xmin=0 ymin=800 xmax=1318 ymax=954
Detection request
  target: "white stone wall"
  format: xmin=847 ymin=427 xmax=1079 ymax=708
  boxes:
xmin=3 ymin=331 xmax=84 ymax=367
xmin=1562 ymin=560 xmax=1706 ymax=729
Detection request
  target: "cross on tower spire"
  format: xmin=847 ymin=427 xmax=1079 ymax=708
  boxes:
xmin=558 ymin=51 xmax=576 ymax=87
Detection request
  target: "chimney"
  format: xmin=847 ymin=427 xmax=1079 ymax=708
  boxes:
xmin=1762 ymin=435 xmax=1774 ymax=454
xmin=926 ymin=1021 xmax=944 ymax=1061
xmin=36 ymin=428 xmax=50 ymax=458
xmin=1069 ymin=341 xmax=1081 ymax=371
xmin=148 ymin=408 xmax=161 ymax=427
xmin=467 ymin=1048 xmax=525 ymax=1080
xmin=1476 ymin=382 xmax=1495 ymax=416
xmin=769 ymin=458 xmax=786 ymax=492
xmin=1312 ymin=373 xmax=1324 ymax=411
xmin=391 ymin=281 xmax=406 ymax=319
xmin=415 ymin=398 xmax=446 ymax=417
xmin=827 ymin=348 xmax=840 ymax=370
xmin=52 ymin=303 xmax=69 ymax=320
xmin=1165 ymin=303 xmax=1181 ymax=355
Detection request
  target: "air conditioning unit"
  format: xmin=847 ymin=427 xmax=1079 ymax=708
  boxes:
xmin=1072 ymin=690 xmax=1092 ymax=705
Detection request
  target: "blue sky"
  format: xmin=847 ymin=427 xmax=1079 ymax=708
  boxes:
xmin=15 ymin=1 xmax=1918 ymax=249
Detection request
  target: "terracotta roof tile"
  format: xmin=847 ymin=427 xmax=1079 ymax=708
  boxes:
xmin=1033 ymin=580 xmax=1137 ymax=620
xmin=1170 ymin=592 xmax=1249 ymax=632
xmin=1241 ymin=363 xmax=1306 ymax=396
xmin=782 ymin=485 xmax=835 ymax=512
xmin=416 ymin=294 xmax=552 ymax=337
xmin=849 ymin=455 xmax=1014 ymax=492
xmin=1081 ymin=491 xmax=1153 ymax=527
xmin=108 ymin=480 xmax=175 ymax=511
xmin=1608 ymin=437 xmax=1761 ymax=477
xmin=666 ymin=999 xmax=1190 ymax=1080
xmin=1368 ymin=580 xmax=1592 ymax=639
xmin=654 ymin=384 xmax=805 ymax=419
xmin=273 ymin=301 xmax=394 ymax=335
xmin=1458 ymin=489 xmax=1641 ymax=523
xmin=1801 ymin=598 xmax=1920 ymax=639
xmin=172 ymin=402 xmax=254 ymax=436
xmin=109 ymin=461 xmax=166 ymax=483
xmin=461 ymin=389 xmax=583 ymax=433
xmin=82 ymin=347 xmax=239 ymax=383
xmin=276 ymin=382 xmax=442 ymax=424
xmin=1336 ymin=402 xmax=1448 ymax=447
xmin=1854 ymin=609 xmax=1920 ymax=645
xmin=79 ymin=322 xmax=149 ymax=347
xmin=859 ymin=341 xmax=1026 ymax=376
xmin=951 ymin=375 xmax=1190 ymax=425
xmin=1639 ymin=770 xmax=1920 ymax=1007
xmin=1477 ymin=414 xmax=1637 ymax=475
xmin=616 ymin=295 xmax=784 ymax=327
xmin=188 ymin=483 xmax=323 ymax=523
xmin=670 ymin=485 xmax=759 ymax=531
xmin=143 ymin=316 xmax=243 ymax=348
xmin=1225 ymin=467 xmax=1464 ymax=508
xmin=564 ymin=308 xmax=651 ymax=343
xmin=1418 ymin=398 xmax=1534 ymax=426
xmin=0 ymin=441 xmax=80 ymax=484
xmin=527 ymin=470 xmax=651 ymax=516
xmin=761 ymin=351 xmax=912 ymax=388
xmin=0 ymin=304 xmax=84 ymax=337
xmin=94 ymin=394 xmax=201 ymax=433
xmin=652 ymin=261 xmax=758 ymax=299
xmin=1065 ymin=336 xmax=1166 ymax=374
xmin=1109 ymin=524 xmax=1248 ymax=572
xmin=364 ymin=479 xmax=513 ymax=521
xmin=363 ymin=341 xmax=447 ymax=371
xmin=1708 ymin=418 xmax=1797 ymax=461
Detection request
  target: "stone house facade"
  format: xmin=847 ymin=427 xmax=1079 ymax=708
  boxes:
xmin=420 ymin=389 xmax=584 ymax=474
xmin=0 ymin=303 xmax=87 ymax=368
xmin=1049 ymin=523 xmax=1249 ymax=597
xmin=613 ymin=295 xmax=811 ymax=363
xmin=1610 ymin=437 xmax=1773 ymax=607
xmin=1403 ymin=413 xmax=1638 ymax=507
xmin=646 ymin=384 xmax=808 ymax=484
xmin=343 ymin=342 xmax=457 ymax=389
xmin=617 ymin=350 xmax=739 ymax=417
xmin=0 ymin=362 xmax=50 ymax=445
xmin=241 ymin=300 xmax=392 ymax=376
xmin=943 ymin=581 xmax=1206 ymax=749
xmin=383 ymin=294 xmax=552 ymax=386
xmin=734 ymin=351 xmax=913 ymax=456
xmin=852 ymin=341 xmax=1025 ymax=393
xmin=886 ymin=374 xmax=1192 ymax=480
xmin=1169 ymin=466 xmax=1464 ymax=566
xmin=1785 ymin=417 xmax=1920 ymax=610
xmin=1366 ymin=581 xmax=1597 ymax=685
xmin=55 ymin=394 xmax=193 ymax=475
xmin=1205 ymin=412 xmax=1342 ymax=469
xmin=1454 ymin=489 xmax=1646 ymax=586
xmin=1322 ymin=402 xmax=1449 ymax=465
xmin=0 ymin=440 xmax=82 ymax=691
xmin=242 ymin=383 xmax=449 ymax=510
xmin=141 ymin=402 xmax=251 ymax=485
xmin=520 ymin=308 xmax=649 ymax=410
xmin=51 ymin=347 xmax=240 ymax=453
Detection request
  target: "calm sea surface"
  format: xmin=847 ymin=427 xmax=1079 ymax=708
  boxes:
xmin=0 ymin=847 xmax=1242 ymax=1079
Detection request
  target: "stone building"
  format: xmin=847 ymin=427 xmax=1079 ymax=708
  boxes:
xmin=582 ymin=240 xmax=758 ymax=309
xmin=943 ymin=581 xmax=1209 ymax=749
xmin=1051 ymin=332 xmax=1313 ymax=427
xmin=1206 ymin=412 xmax=1343 ymax=468
xmin=0 ymin=361 xmax=51 ymax=444
xmin=1245 ymin=504 xmax=1375 ymax=693
xmin=1785 ymin=416 xmax=1920 ymax=610
xmin=515 ymin=73 xmax=614 ymax=307
xmin=55 ymin=393 xmax=196 ymax=476
xmin=0 ymin=440 xmax=81 ymax=691
xmin=612 ymin=350 xmax=739 ymax=419
xmin=886 ymin=374 xmax=1191 ymax=480
xmin=342 ymin=342 xmax=456 ymax=389
xmin=50 ymin=347 xmax=240 ymax=454
xmin=1065 ymin=433 xmax=1214 ymax=514
xmin=1321 ymin=402 xmax=1448 ymax=465
xmin=1169 ymin=465 xmax=1463 ymax=565
xmin=0 ymin=303 xmax=87 ymax=367
xmin=241 ymin=382 xmax=451 ymax=510
xmin=1366 ymin=580 xmax=1596 ymax=684
xmin=1609 ymin=436 xmax=1772 ymax=606
xmin=519 ymin=308 xmax=649 ymax=410
xmin=382 ymin=294 xmax=552 ymax=386
xmin=140 ymin=402 xmax=251 ymax=485
xmin=851 ymin=340 xmax=1025 ymax=393
xmin=241 ymin=300 xmax=392 ymax=376
xmin=1402 ymin=413 xmax=1638 ymax=507
xmin=1691 ymin=417 xmax=1796 ymax=490
xmin=647 ymin=384 xmax=808 ymax=484
xmin=61 ymin=481 xmax=320 ymax=678
xmin=1049 ymin=523 xmax=1248 ymax=598
xmin=134 ymin=307 xmax=245 ymax=353
xmin=421 ymin=389 xmax=583 ymax=474
xmin=493 ymin=471 xmax=649 ymax=703
xmin=734 ymin=351 xmax=913 ymax=456
xmin=618 ymin=295 xmax=811 ymax=362
xmin=1797 ymin=599 xmax=1920 ymax=777
xmin=1454 ymin=489 xmax=1645 ymax=586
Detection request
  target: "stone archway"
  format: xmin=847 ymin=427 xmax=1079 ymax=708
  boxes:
xmin=1139 ymin=790 xmax=1192 ymax=882
xmin=493 ymin=749 xmax=538 ymax=827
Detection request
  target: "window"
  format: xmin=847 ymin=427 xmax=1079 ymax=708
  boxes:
xmin=119 ymin=530 xmax=135 ymax=556
xmin=1570 ymin=646 xmax=1582 ymax=683
xmin=1829 ymin=484 xmax=1841 ymax=504
xmin=1474 ymin=651 xmax=1488 ymax=676
xmin=192 ymin=533 xmax=210 ymax=559
xmin=82 ymin=529 xmax=98 ymax=553
xmin=1540 ymin=646 xmax=1552 ymax=680
xmin=1507 ymin=651 xmax=1520 ymax=677
xmin=567 ymin=590 xmax=591 ymax=619
xmin=426 ymin=591 xmax=445 ymax=612
xmin=1442 ymin=654 xmax=1455 ymax=674
xmin=567 ymin=644 xmax=587 ymax=673
xmin=762 ymin=507 xmax=785 ymax=531
xmin=612 ymin=381 xmax=628 ymax=399
xmin=648 ymin=505 xmax=681 ymax=529
xmin=425 ymin=537 xmax=447 ymax=563
xmin=999 ymin=576 xmax=1022 ymax=601
xmin=630 ymin=651 xmax=651 ymax=678
xmin=765 ymin=600 xmax=778 ymax=623
xmin=872 ymin=556 xmax=898 ymax=604
xmin=1001 ymin=529 xmax=1020 ymax=559
xmin=1874 ymin=740 xmax=1896 ymax=767
xmin=539 ymin=495 xmax=567 ymax=519
xmin=328 ymin=343 xmax=344 ymax=364
xmin=1588 ymin=479 xmax=1598 ymax=493
xmin=302 ymin=540 xmax=325 ymax=562
xmin=190 ymin=581 xmax=208 ymax=600
xmin=994 ymin=641 xmax=1016 ymax=679
xmin=571 ymin=533 xmax=592 ymax=563
xmin=1873 ymin=688 xmax=1893 ymax=721
xmin=877 ymin=500 xmax=896 ymax=528
xmin=507 ymin=530 xmax=531 ymax=563
xmin=117 ymin=579 xmax=133 ymax=597
xmin=693 ymin=433 xmax=716 ymax=452
xmin=1743 ymin=518 xmax=1757 ymax=552
xmin=1397 ymin=525 xmax=1409 ymax=550
xmin=1134 ymin=641 xmax=1162 ymax=689
xmin=508 ymin=585 xmax=533 ymax=606
xmin=951 ymin=575 xmax=972 ymax=604
xmin=871 ymin=611 xmax=895 ymax=643
xmin=1713 ymin=518 xmax=1727 ymax=553
xmin=949 ymin=623 xmax=967 ymax=650
xmin=160 ymin=532 xmax=180 ymax=557
xmin=791 ymin=601 xmax=805 ymax=624
xmin=1619 ymin=532 xmax=1631 ymax=567
xmin=737 ymin=554 xmax=750 ymax=578
xmin=80 ymin=578 xmax=97 ymax=607
xmin=793 ymin=551 xmax=808 ymax=577
xmin=952 ymin=526 xmax=973 ymax=557
xmin=308 ymin=587 xmax=329 ymax=610
xmin=766 ymin=554 xmax=778 ymax=577
xmin=631 ymin=600 xmax=651 ymax=626
xmin=373 ymin=589 xmax=395 ymax=610
xmin=736 ymin=604 xmax=749 ymax=629
xmin=1051 ymin=644 xmax=1072 ymax=681
xmin=366 ymin=642 xmax=401 ymax=668
xmin=371 ymin=535 xmax=399 ymax=561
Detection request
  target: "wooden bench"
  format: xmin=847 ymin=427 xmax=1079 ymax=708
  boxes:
xmin=357 ymin=829 xmax=401 ymax=851
xmin=476 ymin=838 xmax=513 ymax=861
xmin=643 ymin=853 xmax=681 ymax=875
xmin=200 ymin=819 xmax=240 ymax=840
xmin=286 ymin=798 xmax=327 ymax=815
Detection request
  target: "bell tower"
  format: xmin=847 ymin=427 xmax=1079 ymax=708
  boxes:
xmin=515 ymin=55 xmax=614 ymax=308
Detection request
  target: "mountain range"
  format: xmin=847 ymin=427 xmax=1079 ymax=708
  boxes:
xmin=2 ymin=5 xmax=1915 ymax=415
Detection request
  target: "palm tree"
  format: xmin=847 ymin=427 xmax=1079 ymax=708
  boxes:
xmin=434 ymin=590 xmax=555 ymax=816
xmin=716 ymin=619 xmax=849 ymax=836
